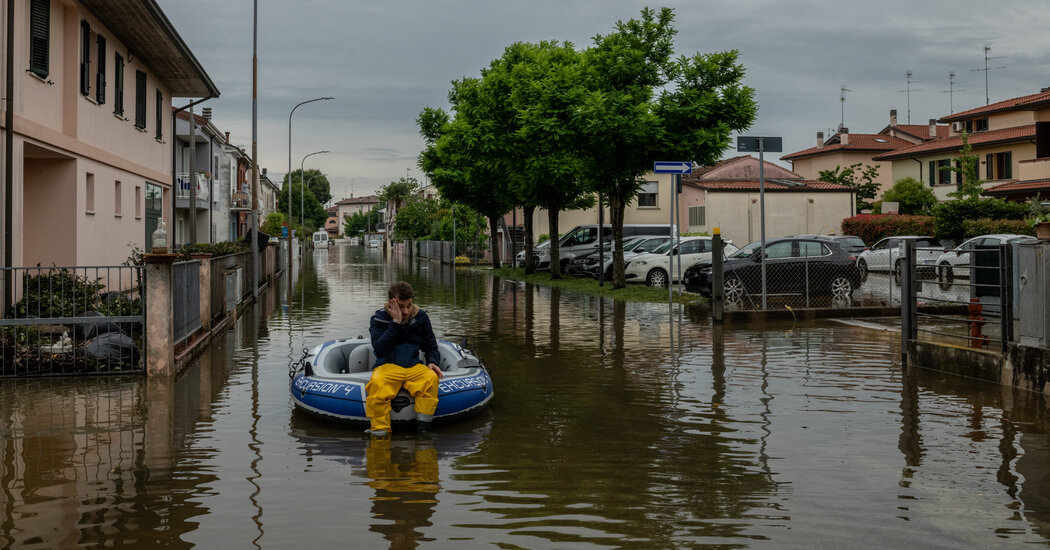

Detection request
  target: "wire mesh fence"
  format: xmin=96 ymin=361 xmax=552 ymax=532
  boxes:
xmin=0 ymin=265 xmax=145 ymax=377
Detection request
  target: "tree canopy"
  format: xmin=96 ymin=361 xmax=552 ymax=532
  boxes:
xmin=417 ymin=6 xmax=757 ymax=284
xmin=818 ymin=163 xmax=881 ymax=213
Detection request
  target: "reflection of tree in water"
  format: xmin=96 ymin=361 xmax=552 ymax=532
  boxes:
xmin=448 ymin=282 xmax=778 ymax=547
xmin=293 ymin=252 xmax=331 ymax=321
xmin=365 ymin=437 xmax=441 ymax=550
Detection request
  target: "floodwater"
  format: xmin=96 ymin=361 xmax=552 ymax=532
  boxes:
xmin=2 ymin=244 xmax=1049 ymax=549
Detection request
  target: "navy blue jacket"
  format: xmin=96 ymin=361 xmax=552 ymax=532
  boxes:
xmin=369 ymin=307 xmax=440 ymax=368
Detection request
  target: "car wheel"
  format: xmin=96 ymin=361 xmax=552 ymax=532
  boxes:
xmin=646 ymin=268 xmax=668 ymax=288
xmin=938 ymin=263 xmax=954 ymax=289
xmin=724 ymin=275 xmax=744 ymax=308
xmin=829 ymin=275 xmax=853 ymax=298
xmin=893 ymin=260 xmax=902 ymax=286
xmin=857 ymin=259 xmax=868 ymax=282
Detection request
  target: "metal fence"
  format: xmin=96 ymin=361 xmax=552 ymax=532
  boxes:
xmin=173 ymin=260 xmax=202 ymax=345
xmin=0 ymin=265 xmax=145 ymax=377
xmin=900 ymin=240 xmax=1018 ymax=352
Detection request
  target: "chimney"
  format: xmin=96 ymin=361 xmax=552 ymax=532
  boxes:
xmin=840 ymin=127 xmax=849 ymax=146
xmin=890 ymin=109 xmax=898 ymax=127
xmin=817 ymin=131 xmax=824 ymax=149
xmin=262 ymin=168 xmax=267 ymax=177
xmin=929 ymin=119 xmax=937 ymax=138
xmin=225 ymin=131 xmax=230 ymax=143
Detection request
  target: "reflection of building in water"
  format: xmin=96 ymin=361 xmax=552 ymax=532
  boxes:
xmin=366 ymin=437 xmax=441 ymax=549
xmin=1015 ymin=432 xmax=1050 ymax=540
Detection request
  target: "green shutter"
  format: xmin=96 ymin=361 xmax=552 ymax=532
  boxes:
xmin=96 ymin=35 xmax=106 ymax=104
xmin=986 ymin=154 xmax=993 ymax=179
xmin=113 ymin=54 xmax=124 ymax=116
xmin=1005 ymin=151 xmax=1012 ymax=179
xmin=80 ymin=21 xmax=91 ymax=95
xmin=29 ymin=0 xmax=49 ymax=78
xmin=155 ymin=89 xmax=163 ymax=140
xmin=134 ymin=71 xmax=147 ymax=129
xmin=928 ymin=161 xmax=935 ymax=186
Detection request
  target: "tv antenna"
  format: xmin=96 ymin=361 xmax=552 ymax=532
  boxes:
xmin=839 ymin=85 xmax=851 ymax=130
xmin=940 ymin=71 xmax=966 ymax=113
xmin=896 ymin=71 xmax=923 ymax=124
xmin=973 ymin=44 xmax=1006 ymax=105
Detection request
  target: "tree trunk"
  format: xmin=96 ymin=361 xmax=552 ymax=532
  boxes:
xmin=610 ymin=192 xmax=628 ymax=289
xmin=523 ymin=206 xmax=536 ymax=274
xmin=488 ymin=215 xmax=501 ymax=269
xmin=548 ymin=208 xmax=561 ymax=279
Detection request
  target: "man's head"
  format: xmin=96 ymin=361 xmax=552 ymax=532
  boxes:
xmin=387 ymin=281 xmax=416 ymax=319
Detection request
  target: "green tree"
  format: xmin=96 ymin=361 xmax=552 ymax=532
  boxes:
xmin=945 ymin=132 xmax=983 ymax=200
xmin=278 ymin=181 xmax=326 ymax=233
xmin=393 ymin=195 xmax=440 ymax=240
xmin=818 ymin=163 xmax=881 ymax=212
xmin=580 ymin=7 xmax=757 ymax=287
xmin=344 ymin=206 xmax=383 ymax=237
xmin=283 ymin=169 xmax=331 ymax=207
xmin=261 ymin=211 xmax=286 ymax=237
xmin=881 ymin=177 xmax=937 ymax=215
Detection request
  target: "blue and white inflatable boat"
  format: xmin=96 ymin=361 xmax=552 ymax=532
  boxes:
xmin=290 ymin=337 xmax=493 ymax=426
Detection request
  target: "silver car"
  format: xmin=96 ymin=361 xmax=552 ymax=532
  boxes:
xmin=935 ymin=234 xmax=1037 ymax=284
xmin=856 ymin=235 xmax=945 ymax=285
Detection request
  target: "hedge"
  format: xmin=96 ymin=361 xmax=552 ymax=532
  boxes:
xmin=840 ymin=214 xmax=935 ymax=245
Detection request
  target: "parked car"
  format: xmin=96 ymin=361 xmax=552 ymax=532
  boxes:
xmin=684 ymin=237 xmax=862 ymax=305
xmin=516 ymin=239 xmax=551 ymax=267
xmin=793 ymin=234 xmax=866 ymax=255
xmin=566 ymin=236 xmax=645 ymax=276
xmin=368 ymin=239 xmax=380 ymax=248
xmin=571 ymin=235 xmax=672 ymax=279
xmin=855 ymin=235 xmax=944 ymax=284
xmin=935 ymin=234 xmax=1038 ymax=284
xmin=534 ymin=224 xmax=676 ymax=271
xmin=624 ymin=236 xmax=738 ymax=287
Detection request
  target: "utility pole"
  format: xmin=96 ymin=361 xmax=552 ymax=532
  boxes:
xmin=973 ymin=44 xmax=1006 ymax=105
xmin=897 ymin=71 xmax=923 ymax=125
xmin=839 ymin=85 xmax=850 ymax=130
xmin=941 ymin=72 xmax=965 ymax=114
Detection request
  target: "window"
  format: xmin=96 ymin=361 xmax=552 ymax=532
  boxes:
xmin=688 ymin=205 xmax=705 ymax=226
xmin=95 ymin=34 xmax=106 ymax=104
xmin=765 ymin=242 xmax=793 ymax=259
xmin=155 ymin=89 xmax=163 ymax=140
xmin=678 ymin=240 xmax=701 ymax=255
xmin=79 ymin=20 xmax=91 ymax=95
xmin=113 ymin=53 xmax=124 ymax=116
xmin=928 ymin=159 xmax=951 ymax=186
xmin=799 ymin=241 xmax=827 ymax=258
xmin=134 ymin=71 xmax=147 ymax=129
xmin=86 ymin=173 xmax=95 ymax=213
xmin=29 ymin=0 xmax=50 ymax=78
xmin=114 ymin=180 xmax=122 ymax=216
xmin=637 ymin=182 xmax=658 ymax=207
xmin=986 ymin=152 xmax=1012 ymax=180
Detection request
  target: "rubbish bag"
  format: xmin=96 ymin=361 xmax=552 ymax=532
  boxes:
xmin=80 ymin=332 xmax=140 ymax=366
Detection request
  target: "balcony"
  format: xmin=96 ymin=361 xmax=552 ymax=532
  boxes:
xmin=231 ymin=192 xmax=251 ymax=211
xmin=175 ymin=173 xmax=210 ymax=210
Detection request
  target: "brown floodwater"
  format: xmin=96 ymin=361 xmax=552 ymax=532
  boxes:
xmin=1 ymin=244 xmax=1049 ymax=549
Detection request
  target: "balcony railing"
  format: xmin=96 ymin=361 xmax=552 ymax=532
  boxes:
xmin=231 ymin=192 xmax=250 ymax=210
xmin=175 ymin=173 xmax=211 ymax=202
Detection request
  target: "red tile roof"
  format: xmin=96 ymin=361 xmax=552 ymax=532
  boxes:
xmin=983 ymin=178 xmax=1050 ymax=197
xmin=685 ymin=178 xmax=853 ymax=192
xmin=782 ymin=133 xmax=914 ymax=160
xmin=891 ymin=124 xmax=949 ymax=140
xmin=940 ymin=90 xmax=1050 ymax=122
xmin=872 ymin=125 xmax=1036 ymax=160
xmin=691 ymin=155 xmax=752 ymax=177
xmin=336 ymin=195 xmax=379 ymax=205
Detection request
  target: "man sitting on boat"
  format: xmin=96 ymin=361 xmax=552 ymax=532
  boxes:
xmin=366 ymin=281 xmax=444 ymax=436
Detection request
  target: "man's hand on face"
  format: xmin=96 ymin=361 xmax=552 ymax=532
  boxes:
xmin=387 ymin=298 xmax=402 ymax=323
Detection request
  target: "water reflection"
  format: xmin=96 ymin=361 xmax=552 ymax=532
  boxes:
xmin=0 ymin=243 xmax=1049 ymax=548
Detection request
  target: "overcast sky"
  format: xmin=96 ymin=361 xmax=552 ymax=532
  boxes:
xmin=155 ymin=0 xmax=1050 ymax=201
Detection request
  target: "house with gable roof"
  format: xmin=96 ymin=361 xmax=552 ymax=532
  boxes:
xmin=782 ymin=110 xmax=947 ymax=199
xmin=872 ymin=89 xmax=1050 ymax=201
xmin=679 ymin=156 xmax=855 ymax=246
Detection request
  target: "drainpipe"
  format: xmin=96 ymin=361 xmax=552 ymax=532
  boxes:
xmin=911 ymin=157 xmax=923 ymax=185
xmin=5 ymin=0 xmax=15 ymax=313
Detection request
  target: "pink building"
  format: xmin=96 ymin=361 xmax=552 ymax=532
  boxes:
xmin=1 ymin=0 xmax=218 ymax=272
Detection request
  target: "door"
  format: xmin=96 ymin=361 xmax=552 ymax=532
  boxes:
xmin=144 ymin=182 xmax=162 ymax=246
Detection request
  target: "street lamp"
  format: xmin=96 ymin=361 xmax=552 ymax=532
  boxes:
xmin=301 ymin=150 xmax=328 ymax=227
xmin=287 ymin=96 xmax=332 ymax=271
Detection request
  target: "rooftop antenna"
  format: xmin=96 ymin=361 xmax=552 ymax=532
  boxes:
xmin=839 ymin=85 xmax=851 ymax=130
xmin=897 ymin=71 xmax=924 ymax=124
xmin=973 ymin=44 xmax=1007 ymax=105
xmin=940 ymin=71 xmax=966 ymax=113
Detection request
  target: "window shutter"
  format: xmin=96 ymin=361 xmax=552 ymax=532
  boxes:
xmin=29 ymin=0 xmax=50 ymax=78
xmin=155 ymin=89 xmax=163 ymax=140
xmin=80 ymin=20 xmax=91 ymax=95
xmin=134 ymin=71 xmax=147 ymax=129
xmin=986 ymin=154 xmax=993 ymax=179
xmin=928 ymin=161 xmax=935 ymax=186
xmin=113 ymin=54 xmax=124 ymax=116
xmin=954 ymin=160 xmax=962 ymax=190
xmin=96 ymin=35 xmax=106 ymax=104
xmin=1005 ymin=151 xmax=1012 ymax=179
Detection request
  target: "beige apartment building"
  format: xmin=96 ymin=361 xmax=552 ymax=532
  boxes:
xmin=1 ymin=0 xmax=218 ymax=271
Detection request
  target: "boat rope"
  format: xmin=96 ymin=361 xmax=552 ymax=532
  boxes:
xmin=288 ymin=348 xmax=309 ymax=378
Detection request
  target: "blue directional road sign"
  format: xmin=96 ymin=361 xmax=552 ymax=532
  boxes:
xmin=653 ymin=161 xmax=692 ymax=174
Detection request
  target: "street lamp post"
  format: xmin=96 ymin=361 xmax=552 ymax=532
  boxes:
xmin=287 ymin=96 xmax=332 ymax=274
xmin=300 ymin=150 xmax=329 ymax=228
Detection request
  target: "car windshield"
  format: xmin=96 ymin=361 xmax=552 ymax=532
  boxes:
xmin=915 ymin=238 xmax=942 ymax=247
xmin=621 ymin=237 xmax=648 ymax=251
xmin=650 ymin=241 xmax=674 ymax=254
xmin=836 ymin=237 xmax=865 ymax=248
xmin=728 ymin=241 xmax=763 ymax=258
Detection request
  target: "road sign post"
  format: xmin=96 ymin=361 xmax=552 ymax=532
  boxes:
xmin=655 ymin=162 xmax=691 ymax=301
xmin=735 ymin=137 xmax=782 ymax=310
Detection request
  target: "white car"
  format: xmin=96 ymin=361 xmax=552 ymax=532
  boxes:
xmin=516 ymin=239 xmax=551 ymax=267
xmin=624 ymin=236 xmax=738 ymax=287
xmin=856 ymin=235 xmax=944 ymax=284
xmin=935 ymin=234 xmax=1037 ymax=284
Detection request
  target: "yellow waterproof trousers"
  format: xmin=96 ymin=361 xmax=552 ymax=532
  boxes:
xmin=365 ymin=363 xmax=439 ymax=432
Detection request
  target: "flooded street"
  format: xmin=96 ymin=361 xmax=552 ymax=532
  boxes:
xmin=2 ymin=243 xmax=1049 ymax=549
